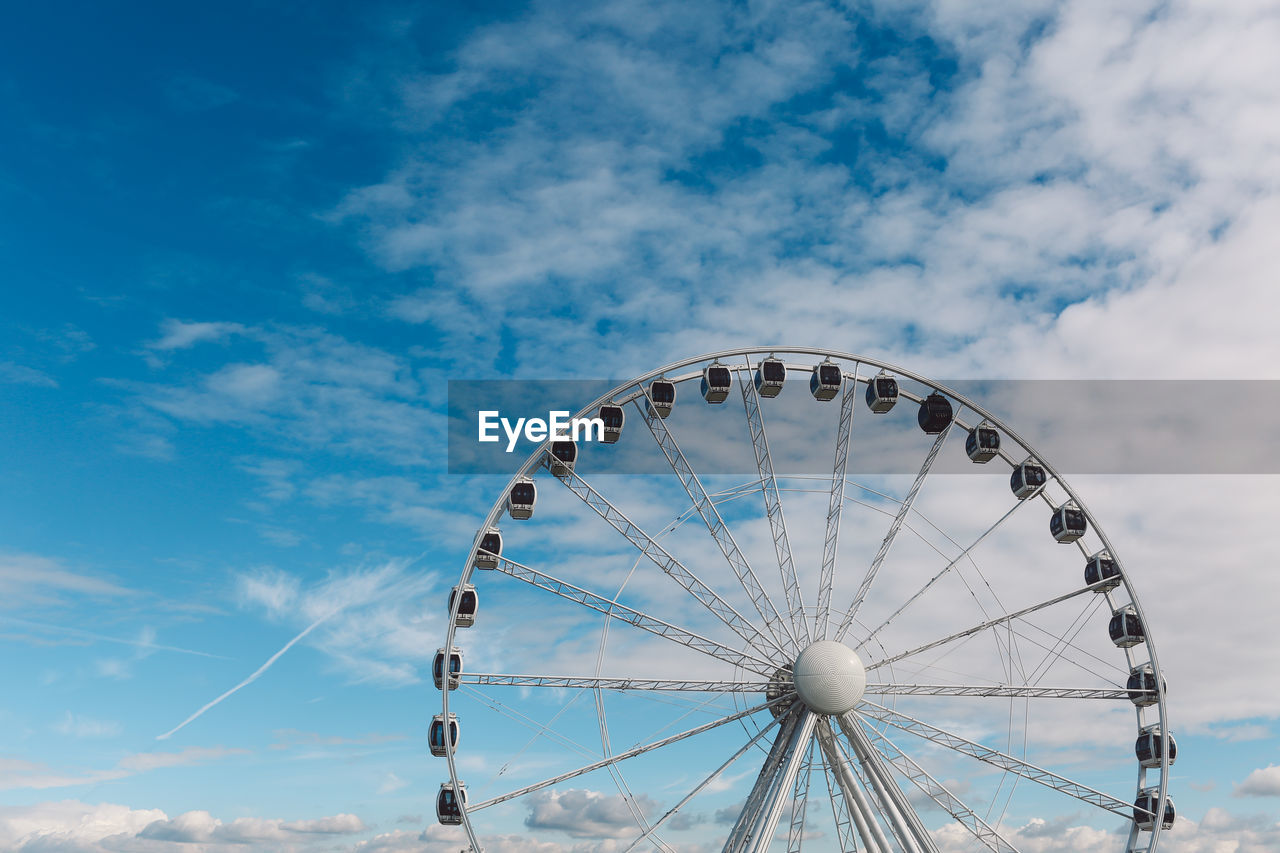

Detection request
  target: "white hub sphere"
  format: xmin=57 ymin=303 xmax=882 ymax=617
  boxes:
xmin=792 ymin=640 xmax=867 ymax=715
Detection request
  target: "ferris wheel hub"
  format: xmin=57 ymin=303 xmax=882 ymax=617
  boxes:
xmin=792 ymin=640 xmax=867 ymax=715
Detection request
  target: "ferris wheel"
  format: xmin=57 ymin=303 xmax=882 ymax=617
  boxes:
xmin=434 ymin=348 xmax=1175 ymax=853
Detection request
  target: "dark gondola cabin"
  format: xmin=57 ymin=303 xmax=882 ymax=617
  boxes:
xmin=1133 ymin=787 xmax=1175 ymax=831
xmin=1050 ymin=502 xmax=1087 ymax=543
xmin=918 ymin=392 xmax=953 ymax=434
xmin=474 ymin=528 xmax=501 ymax=570
xmin=646 ymin=379 xmax=676 ymax=418
xmin=1136 ymin=725 xmax=1177 ymax=769
xmin=548 ymin=440 xmax=577 ymax=477
xmin=507 ymin=478 xmax=536 ymax=520
xmin=866 ymin=372 xmax=899 ymax=413
xmin=965 ymin=423 xmax=1000 ymax=462
xmin=429 ymin=713 xmax=459 ymax=757
xmin=701 ymin=364 xmax=732 ymax=403
xmin=1109 ymin=605 xmax=1145 ymax=648
xmin=598 ymin=405 xmax=625 ymax=444
xmin=1010 ymin=459 xmax=1047 ymax=499
xmin=1085 ymin=550 xmax=1121 ymax=591
xmin=448 ymin=584 xmax=477 ymax=628
xmin=810 ymin=361 xmax=842 ymax=401
xmin=433 ymin=647 xmax=462 ymax=691
xmin=754 ymin=357 xmax=786 ymax=398
xmin=437 ymin=782 xmax=467 ymax=825
xmin=1127 ymin=664 xmax=1163 ymax=707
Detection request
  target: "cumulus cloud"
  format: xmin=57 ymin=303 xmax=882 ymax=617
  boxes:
xmin=524 ymin=788 xmax=657 ymax=839
xmin=1235 ymin=765 xmax=1280 ymax=798
xmin=0 ymin=800 xmax=365 ymax=852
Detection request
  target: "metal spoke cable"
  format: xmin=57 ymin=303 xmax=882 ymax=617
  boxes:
xmin=739 ymin=359 xmax=810 ymax=646
xmin=491 ymin=554 xmax=774 ymax=674
xmin=550 ymin=463 xmax=783 ymax=659
xmin=622 ymin=716 xmax=783 ymax=853
xmin=858 ymin=700 xmax=1149 ymax=818
xmin=834 ymin=420 xmax=958 ymax=642
xmin=853 ymin=716 xmax=1019 ymax=853
xmin=817 ymin=368 xmax=859 ymax=639
xmin=469 ymin=697 xmax=786 ymax=812
xmin=634 ymin=387 xmax=795 ymax=650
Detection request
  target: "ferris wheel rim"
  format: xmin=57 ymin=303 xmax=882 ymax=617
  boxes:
xmin=440 ymin=346 xmax=1172 ymax=853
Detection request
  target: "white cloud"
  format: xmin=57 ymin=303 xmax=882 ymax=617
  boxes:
xmin=523 ymin=788 xmax=658 ymax=839
xmin=150 ymin=319 xmax=245 ymax=351
xmin=1235 ymin=765 xmax=1280 ymax=798
xmin=0 ymin=361 xmax=58 ymax=387
xmin=53 ymin=712 xmax=122 ymax=739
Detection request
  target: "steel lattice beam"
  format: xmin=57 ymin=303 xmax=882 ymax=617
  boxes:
xmin=492 ymin=555 xmax=773 ymax=674
xmin=739 ymin=361 xmax=810 ymax=647
xmin=636 ymin=389 xmax=793 ymax=649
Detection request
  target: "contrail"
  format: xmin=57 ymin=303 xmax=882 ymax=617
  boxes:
xmin=156 ymin=610 xmax=335 ymax=741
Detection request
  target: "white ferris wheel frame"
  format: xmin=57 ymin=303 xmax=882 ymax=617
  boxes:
xmin=439 ymin=346 xmax=1173 ymax=853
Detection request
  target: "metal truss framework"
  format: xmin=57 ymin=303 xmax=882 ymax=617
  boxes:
xmin=440 ymin=348 xmax=1173 ymax=853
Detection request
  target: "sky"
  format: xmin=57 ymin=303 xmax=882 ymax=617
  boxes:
xmin=2 ymin=0 xmax=1280 ymax=850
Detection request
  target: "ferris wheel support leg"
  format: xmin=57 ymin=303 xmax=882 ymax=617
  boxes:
xmin=740 ymin=713 xmax=818 ymax=853
xmin=724 ymin=711 xmax=802 ymax=853
xmin=838 ymin=714 xmax=938 ymax=853
xmin=817 ymin=720 xmax=891 ymax=853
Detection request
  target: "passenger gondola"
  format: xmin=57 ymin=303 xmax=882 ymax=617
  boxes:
xmin=548 ymin=440 xmax=577 ymax=477
xmin=1133 ymin=787 xmax=1175 ymax=831
xmin=433 ymin=647 xmax=462 ymax=691
xmin=1109 ymin=605 xmax=1145 ymax=648
xmin=506 ymin=478 xmax=536 ymax=520
xmin=1010 ymin=458 xmax=1047 ymax=499
xmin=965 ymin=422 xmax=1000 ymax=462
xmin=429 ymin=713 xmax=459 ymax=757
xmin=865 ymin=371 xmax=898 ymax=413
xmin=448 ymin=584 xmax=477 ymax=628
xmin=646 ymin=379 xmax=676 ymax=418
xmin=810 ymin=361 xmax=842 ymax=401
xmin=1050 ymin=501 xmax=1087 ymax=543
xmin=754 ymin=356 xmax=786 ymax=398
xmin=918 ymin=392 xmax=953 ymax=434
xmin=1085 ymin=550 xmax=1122 ymax=592
xmin=701 ymin=364 xmax=732 ymax=404
xmin=474 ymin=527 xmax=501 ymax=570
xmin=1127 ymin=664 xmax=1163 ymax=707
xmin=1136 ymin=725 xmax=1177 ymax=769
xmin=437 ymin=782 xmax=467 ymax=825
xmin=598 ymin=404 xmax=624 ymax=444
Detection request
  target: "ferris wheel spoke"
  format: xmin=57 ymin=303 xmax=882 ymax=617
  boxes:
xmin=854 ymin=716 xmax=1020 ymax=853
xmin=865 ymin=683 xmax=1135 ymax=700
xmin=724 ymin=710 xmax=817 ymax=853
xmin=549 ymin=464 xmax=784 ymax=659
xmin=459 ymin=674 xmax=774 ymax=693
xmin=739 ymin=359 xmax=811 ymax=647
xmin=857 ymin=701 xmax=1145 ymax=819
xmin=834 ymin=713 xmax=939 ymax=853
xmin=467 ymin=696 xmax=784 ymax=812
xmin=834 ymin=419 xmax=958 ymax=643
xmin=634 ymin=386 xmax=795 ymax=650
xmin=856 ymin=490 xmax=1040 ymax=652
xmin=865 ymin=581 xmax=1109 ymax=673
xmin=785 ymin=739 xmax=816 ymax=853
xmin=816 ymin=368 xmax=859 ymax=640
xmin=816 ymin=719 xmax=892 ymax=853
xmin=623 ymin=715 xmax=784 ymax=853
xmin=816 ymin=747 xmax=863 ymax=853
xmin=490 ymin=555 xmax=774 ymax=674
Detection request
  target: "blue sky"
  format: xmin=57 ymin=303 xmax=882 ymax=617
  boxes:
xmin=3 ymin=0 xmax=1280 ymax=850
